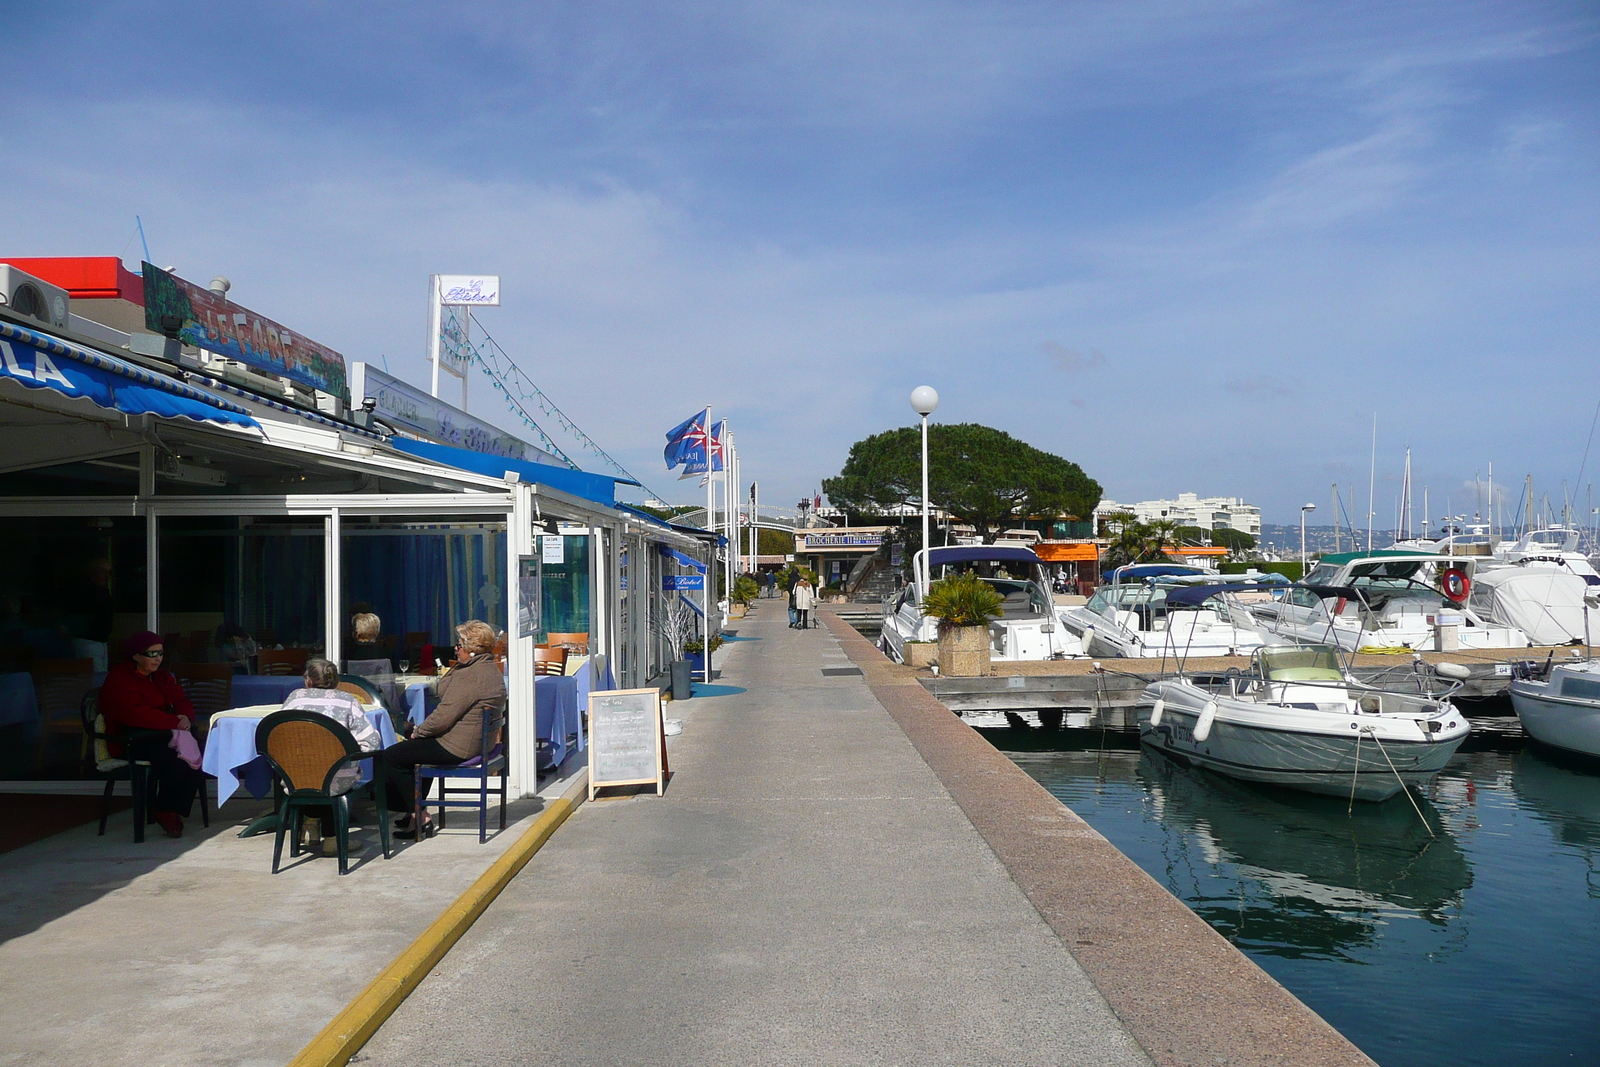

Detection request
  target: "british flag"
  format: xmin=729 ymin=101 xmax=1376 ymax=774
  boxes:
xmin=663 ymin=408 xmax=711 ymax=473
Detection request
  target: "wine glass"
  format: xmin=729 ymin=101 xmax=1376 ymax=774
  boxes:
xmin=398 ymin=658 xmax=411 ymax=675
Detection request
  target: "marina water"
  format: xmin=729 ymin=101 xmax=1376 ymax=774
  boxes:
xmin=988 ymin=714 xmax=1600 ymax=1067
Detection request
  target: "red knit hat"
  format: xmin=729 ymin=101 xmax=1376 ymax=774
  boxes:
xmin=124 ymin=631 xmax=163 ymax=657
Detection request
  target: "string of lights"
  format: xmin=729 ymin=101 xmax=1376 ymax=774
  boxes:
xmin=460 ymin=317 xmax=662 ymax=500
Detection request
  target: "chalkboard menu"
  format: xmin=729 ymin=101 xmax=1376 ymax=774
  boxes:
xmin=588 ymin=688 xmax=667 ymax=799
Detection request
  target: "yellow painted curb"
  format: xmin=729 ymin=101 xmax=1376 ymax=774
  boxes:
xmin=286 ymin=771 xmax=589 ymax=1067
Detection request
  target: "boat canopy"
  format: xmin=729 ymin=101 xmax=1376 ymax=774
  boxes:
xmin=1103 ymin=564 xmax=1205 ymax=584
xmin=927 ymin=545 xmax=1045 ymax=568
xmin=1314 ymin=549 xmax=1453 ymax=566
xmin=1163 ymin=583 xmax=1270 ymax=608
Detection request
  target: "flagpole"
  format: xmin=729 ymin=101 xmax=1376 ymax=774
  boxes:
xmin=704 ymin=407 xmax=714 ymax=684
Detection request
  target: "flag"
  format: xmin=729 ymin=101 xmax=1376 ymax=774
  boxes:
xmin=708 ymin=419 xmax=727 ymax=473
xmin=663 ymin=408 xmax=710 ymax=472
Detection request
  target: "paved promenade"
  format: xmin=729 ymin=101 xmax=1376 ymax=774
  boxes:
xmin=362 ymin=604 xmax=1153 ymax=1066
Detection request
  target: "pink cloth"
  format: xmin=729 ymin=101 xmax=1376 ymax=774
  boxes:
xmin=169 ymin=729 xmax=203 ymax=771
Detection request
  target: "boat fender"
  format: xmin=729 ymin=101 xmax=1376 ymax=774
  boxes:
xmin=1194 ymin=700 xmax=1218 ymax=742
xmin=1441 ymin=567 xmax=1471 ymax=604
xmin=1149 ymin=698 xmax=1164 ymax=727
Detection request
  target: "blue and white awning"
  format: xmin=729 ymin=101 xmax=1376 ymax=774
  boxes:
xmin=0 ymin=320 xmax=259 ymax=430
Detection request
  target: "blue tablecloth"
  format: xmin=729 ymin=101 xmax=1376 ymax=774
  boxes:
xmin=229 ymin=675 xmax=305 ymax=709
xmin=203 ymin=705 xmax=398 ymax=805
xmin=0 ymin=672 xmax=38 ymax=728
xmin=405 ymin=674 xmax=584 ymax=769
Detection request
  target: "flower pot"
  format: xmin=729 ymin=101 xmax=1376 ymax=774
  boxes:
xmin=904 ymin=642 xmax=937 ymax=669
xmin=685 ymin=651 xmax=706 ymax=675
xmin=938 ymin=624 xmax=991 ymax=677
xmin=670 ymin=659 xmax=693 ymax=701
xmin=728 ymin=603 xmax=749 ymax=619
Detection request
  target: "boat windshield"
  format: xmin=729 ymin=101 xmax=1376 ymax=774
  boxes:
xmin=1256 ymin=645 xmax=1343 ymax=681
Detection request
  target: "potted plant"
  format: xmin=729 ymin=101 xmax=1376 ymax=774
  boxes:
xmin=656 ymin=600 xmax=697 ymax=700
xmin=921 ymin=573 xmax=1004 ymax=677
xmin=682 ymin=633 xmax=725 ymax=676
xmin=728 ymin=574 xmax=760 ymax=618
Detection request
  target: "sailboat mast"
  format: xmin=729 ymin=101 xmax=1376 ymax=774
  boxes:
xmin=1367 ymin=414 xmax=1377 ymax=552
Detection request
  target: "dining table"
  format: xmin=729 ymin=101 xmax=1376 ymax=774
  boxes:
xmin=203 ymin=702 xmax=398 ymax=808
xmin=0 ymin=671 xmax=39 ymax=729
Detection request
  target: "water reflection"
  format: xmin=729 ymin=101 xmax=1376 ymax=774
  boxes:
xmin=1513 ymin=749 xmax=1600 ymax=894
xmin=1010 ymin=739 xmax=1471 ymax=963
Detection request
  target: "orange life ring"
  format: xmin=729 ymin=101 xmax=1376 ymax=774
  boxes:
xmin=1441 ymin=567 xmax=1471 ymax=604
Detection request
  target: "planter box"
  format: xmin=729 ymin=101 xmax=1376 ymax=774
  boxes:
xmin=728 ymin=603 xmax=749 ymax=619
xmin=938 ymin=624 xmax=991 ymax=677
xmin=905 ymin=642 xmax=938 ymax=669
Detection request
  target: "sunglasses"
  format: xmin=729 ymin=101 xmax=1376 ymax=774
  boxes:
xmin=136 ymin=649 xmax=165 ymax=658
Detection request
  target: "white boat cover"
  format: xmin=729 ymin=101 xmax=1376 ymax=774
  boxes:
xmin=1469 ymin=568 xmax=1595 ymax=645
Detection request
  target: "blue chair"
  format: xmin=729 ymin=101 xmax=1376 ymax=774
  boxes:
xmin=415 ymin=707 xmax=508 ymax=843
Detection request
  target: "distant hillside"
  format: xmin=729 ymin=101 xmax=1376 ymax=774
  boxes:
xmin=1259 ymin=524 xmax=1401 ymax=555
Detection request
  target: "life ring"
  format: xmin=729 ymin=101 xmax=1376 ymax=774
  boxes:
xmin=1441 ymin=567 xmax=1471 ymax=604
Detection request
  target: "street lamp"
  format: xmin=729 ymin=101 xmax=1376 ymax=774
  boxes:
xmin=910 ymin=386 xmax=939 ymax=597
xmin=1300 ymin=503 xmax=1317 ymax=577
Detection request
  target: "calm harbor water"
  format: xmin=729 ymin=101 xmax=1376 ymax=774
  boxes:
xmin=987 ymin=712 xmax=1600 ymax=1067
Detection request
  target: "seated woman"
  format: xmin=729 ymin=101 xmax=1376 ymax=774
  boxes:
xmin=381 ymin=619 xmax=505 ymax=839
xmin=213 ymin=622 xmax=258 ymax=674
xmin=99 ymin=631 xmax=203 ymax=838
xmin=346 ymin=611 xmax=391 ymax=669
xmin=280 ymin=658 xmax=383 ymax=854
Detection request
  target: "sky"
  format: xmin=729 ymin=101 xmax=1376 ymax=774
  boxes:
xmin=3 ymin=1 xmax=1597 ymax=526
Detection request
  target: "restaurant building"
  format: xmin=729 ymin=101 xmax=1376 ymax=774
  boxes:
xmin=0 ymin=257 xmax=712 ymax=795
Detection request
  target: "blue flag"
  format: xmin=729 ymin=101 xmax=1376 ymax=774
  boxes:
xmin=663 ymin=408 xmax=709 ymax=472
xmin=707 ymin=419 xmax=727 ymax=473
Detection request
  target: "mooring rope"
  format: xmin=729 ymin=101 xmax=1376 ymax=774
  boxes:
xmin=1365 ymin=727 xmax=1435 ymax=837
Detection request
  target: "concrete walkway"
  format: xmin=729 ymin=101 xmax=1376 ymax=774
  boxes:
xmin=360 ymin=605 xmax=1151 ymax=1066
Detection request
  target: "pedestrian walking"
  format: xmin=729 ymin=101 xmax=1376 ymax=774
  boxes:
xmin=793 ymin=577 xmax=817 ymax=630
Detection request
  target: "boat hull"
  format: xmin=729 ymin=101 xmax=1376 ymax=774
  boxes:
xmin=1510 ymin=683 xmax=1600 ymax=759
xmin=1139 ymin=691 xmax=1466 ymax=802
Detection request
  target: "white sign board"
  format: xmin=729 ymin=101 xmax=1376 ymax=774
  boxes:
xmin=351 ymin=362 xmax=560 ymax=463
xmin=437 ymin=275 xmax=501 ymax=306
xmin=588 ymin=688 xmax=667 ymax=798
xmin=542 ymin=534 xmax=565 ymax=564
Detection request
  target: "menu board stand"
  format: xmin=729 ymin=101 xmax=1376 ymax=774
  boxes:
xmin=587 ymin=688 xmax=668 ymax=800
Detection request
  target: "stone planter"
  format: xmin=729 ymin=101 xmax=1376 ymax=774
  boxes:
xmin=938 ymin=624 xmax=992 ymax=677
xmin=728 ymin=602 xmax=749 ymax=619
xmin=904 ymin=642 xmax=938 ymax=669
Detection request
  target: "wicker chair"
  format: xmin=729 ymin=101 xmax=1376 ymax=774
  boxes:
xmin=416 ymin=706 xmax=508 ymax=843
xmin=533 ymin=645 xmax=568 ymax=677
xmin=256 ymin=648 xmax=308 ymax=676
xmin=255 ymin=711 xmax=391 ymax=875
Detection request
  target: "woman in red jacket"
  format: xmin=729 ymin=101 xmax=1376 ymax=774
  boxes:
xmin=99 ymin=631 xmax=202 ymax=838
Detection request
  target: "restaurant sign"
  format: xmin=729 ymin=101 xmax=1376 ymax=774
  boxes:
xmin=350 ymin=363 xmax=537 ymax=462
xmin=800 ymin=530 xmax=885 ymax=550
xmin=142 ymin=263 xmax=348 ymax=401
xmin=663 ymin=574 xmax=704 ymax=591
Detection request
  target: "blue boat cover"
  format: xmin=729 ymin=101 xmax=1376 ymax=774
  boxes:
xmin=1162 ymin=583 xmax=1278 ymax=608
xmin=0 ymin=320 xmax=258 ymax=430
xmin=1104 ymin=564 xmax=1205 ymax=583
xmin=928 ymin=545 xmax=1044 ymax=568
xmin=388 ymin=436 xmax=618 ymax=506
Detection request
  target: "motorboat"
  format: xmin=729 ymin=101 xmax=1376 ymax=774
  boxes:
xmin=1252 ymin=550 xmax=1528 ymax=651
xmin=880 ymin=545 xmax=1084 ymax=663
xmin=1058 ymin=579 xmax=1275 ymax=659
xmin=1465 ymin=567 xmax=1599 ymax=646
xmin=1138 ymin=643 xmax=1472 ymax=801
xmin=1487 ymin=526 xmax=1600 ymax=583
xmin=1509 ymin=657 xmax=1600 ymax=758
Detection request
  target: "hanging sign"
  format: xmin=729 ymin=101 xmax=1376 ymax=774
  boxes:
xmin=542 ymin=534 xmax=566 ymax=564
xmin=588 ymin=687 xmax=667 ymax=799
xmin=142 ymin=263 xmax=348 ymax=401
xmin=663 ymin=574 xmax=704 ymax=591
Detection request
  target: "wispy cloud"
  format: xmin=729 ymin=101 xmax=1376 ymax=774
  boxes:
xmin=1043 ymin=342 xmax=1107 ymax=374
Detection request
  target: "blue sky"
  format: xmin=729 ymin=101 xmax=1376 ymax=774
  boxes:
xmin=4 ymin=1 xmax=1597 ymax=525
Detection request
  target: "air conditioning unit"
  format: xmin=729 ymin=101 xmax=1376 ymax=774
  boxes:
xmin=0 ymin=265 xmax=71 ymax=330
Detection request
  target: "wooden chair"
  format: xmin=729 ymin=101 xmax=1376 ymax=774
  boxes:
xmin=256 ymin=711 xmax=391 ymax=875
xmin=185 ymin=630 xmax=212 ymax=664
xmin=416 ymin=707 xmax=507 ymax=843
xmin=162 ymin=633 xmax=182 ymax=666
xmin=32 ymin=658 xmax=95 ymax=767
xmin=533 ymin=645 xmax=568 ymax=677
xmin=547 ymin=632 xmax=589 ymax=654
xmin=177 ymin=664 xmax=235 ymax=722
xmin=257 ymin=648 xmax=308 ymax=676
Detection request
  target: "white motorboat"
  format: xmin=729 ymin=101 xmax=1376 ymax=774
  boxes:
xmin=1509 ymin=657 xmax=1600 ymax=758
xmin=1465 ymin=567 xmax=1599 ymax=646
xmin=1487 ymin=526 xmax=1600 ymax=583
xmin=1139 ymin=644 xmax=1471 ymax=801
xmin=1253 ymin=550 xmax=1528 ymax=651
xmin=1058 ymin=579 xmax=1274 ymax=659
xmin=880 ymin=545 xmax=1084 ymax=663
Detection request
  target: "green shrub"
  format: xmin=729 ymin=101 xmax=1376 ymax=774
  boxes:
xmin=683 ymin=634 xmax=725 ymax=655
xmin=922 ymin=572 xmax=1004 ymax=628
xmin=732 ymin=574 xmax=761 ymax=604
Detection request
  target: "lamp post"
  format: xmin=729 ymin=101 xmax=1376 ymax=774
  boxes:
xmin=910 ymin=386 xmax=939 ymax=597
xmin=1300 ymin=503 xmax=1317 ymax=578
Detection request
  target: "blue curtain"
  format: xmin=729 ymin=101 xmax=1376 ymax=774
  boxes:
xmin=341 ymin=525 xmax=507 ymax=647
